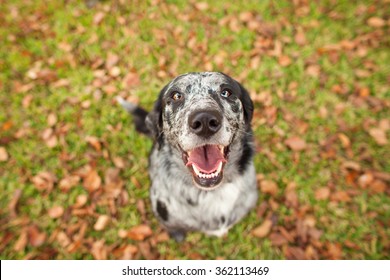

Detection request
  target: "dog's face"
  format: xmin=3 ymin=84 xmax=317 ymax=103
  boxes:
xmin=147 ymin=72 xmax=253 ymax=190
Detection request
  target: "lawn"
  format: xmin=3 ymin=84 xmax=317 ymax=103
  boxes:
xmin=0 ymin=0 xmax=389 ymax=260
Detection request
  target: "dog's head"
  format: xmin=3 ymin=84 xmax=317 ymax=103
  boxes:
xmin=147 ymin=72 xmax=253 ymax=190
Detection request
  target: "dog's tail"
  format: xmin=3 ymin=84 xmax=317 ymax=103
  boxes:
xmin=116 ymin=96 xmax=151 ymax=136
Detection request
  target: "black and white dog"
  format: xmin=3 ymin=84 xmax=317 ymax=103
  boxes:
xmin=118 ymin=72 xmax=258 ymax=241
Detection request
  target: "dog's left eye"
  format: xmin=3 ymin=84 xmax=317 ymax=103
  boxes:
xmin=221 ymin=89 xmax=232 ymax=98
xmin=171 ymin=92 xmax=183 ymax=101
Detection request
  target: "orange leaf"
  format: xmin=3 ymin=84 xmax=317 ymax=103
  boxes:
xmin=252 ymin=219 xmax=273 ymax=238
xmin=285 ymin=136 xmax=307 ymax=151
xmin=127 ymin=224 xmax=153 ymax=241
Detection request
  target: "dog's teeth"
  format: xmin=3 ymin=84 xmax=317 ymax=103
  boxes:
xmin=192 ymin=164 xmax=200 ymax=176
xmin=217 ymin=162 xmax=223 ymax=173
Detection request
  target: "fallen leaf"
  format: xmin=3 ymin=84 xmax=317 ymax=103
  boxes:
xmin=56 ymin=231 xmax=71 ymax=248
xmin=8 ymin=189 xmax=22 ymax=217
xmin=83 ymin=169 xmax=101 ymax=192
xmin=27 ymin=225 xmax=46 ymax=247
xmin=252 ymin=219 xmax=273 ymax=238
xmin=0 ymin=146 xmax=9 ymax=161
xmin=286 ymin=246 xmax=306 ymax=260
xmin=48 ymin=206 xmax=64 ymax=219
xmin=93 ymin=12 xmax=105 ymax=25
xmin=338 ymin=133 xmax=351 ymax=148
xmin=59 ymin=175 xmax=80 ymax=192
xmin=94 ymin=215 xmax=110 ymax=231
xmin=315 ymin=187 xmax=330 ymax=200
xmin=86 ymin=136 xmax=101 ymax=151
xmin=47 ymin=113 xmax=58 ymax=127
xmin=285 ymin=136 xmax=307 ymax=151
xmin=91 ymin=240 xmax=107 ymax=259
xmin=269 ymin=233 xmax=288 ymax=246
xmin=121 ymin=244 xmax=138 ymax=260
xmin=369 ymin=128 xmax=388 ymax=145
xmin=31 ymin=171 xmax=57 ymax=192
xmin=14 ymin=229 xmax=28 ymax=252
xmin=194 ymin=2 xmax=209 ymax=11
xmin=294 ymin=28 xmax=306 ymax=46
xmin=370 ymin=180 xmax=387 ymax=194
xmin=122 ymin=72 xmax=140 ymax=88
xmin=331 ymin=191 xmax=351 ymax=202
xmin=278 ymin=55 xmax=292 ymax=67
xmin=260 ymin=180 xmax=279 ymax=196
xmin=367 ymin=17 xmax=385 ymax=28
xmin=358 ymin=173 xmax=374 ymax=188
xmin=127 ymin=224 xmax=153 ymax=241
xmin=74 ymin=194 xmax=88 ymax=208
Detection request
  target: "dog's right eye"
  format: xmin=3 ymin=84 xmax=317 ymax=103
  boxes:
xmin=171 ymin=92 xmax=183 ymax=101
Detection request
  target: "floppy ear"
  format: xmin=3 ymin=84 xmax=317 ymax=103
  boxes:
xmin=145 ymin=85 xmax=167 ymax=143
xmin=237 ymin=83 xmax=254 ymax=124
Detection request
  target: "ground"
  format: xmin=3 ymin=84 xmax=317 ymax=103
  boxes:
xmin=0 ymin=0 xmax=389 ymax=260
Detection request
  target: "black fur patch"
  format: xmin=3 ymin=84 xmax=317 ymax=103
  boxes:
xmin=186 ymin=197 xmax=197 ymax=206
xmin=237 ymin=135 xmax=254 ymax=174
xmin=157 ymin=200 xmax=169 ymax=221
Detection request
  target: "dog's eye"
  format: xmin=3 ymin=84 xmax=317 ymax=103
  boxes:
xmin=221 ymin=89 xmax=232 ymax=98
xmin=171 ymin=92 xmax=183 ymax=101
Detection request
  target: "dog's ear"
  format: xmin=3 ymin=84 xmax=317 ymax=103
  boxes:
xmin=237 ymin=83 xmax=254 ymax=124
xmin=145 ymin=85 xmax=167 ymax=142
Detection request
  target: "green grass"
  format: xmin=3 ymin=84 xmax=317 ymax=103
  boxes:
xmin=0 ymin=0 xmax=389 ymax=259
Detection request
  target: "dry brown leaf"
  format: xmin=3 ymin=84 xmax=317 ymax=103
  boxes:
xmin=252 ymin=219 xmax=273 ymax=238
xmin=91 ymin=239 xmax=107 ymax=259
xmin=294 ymin=28 xmax=306 ymax=46
xmin=59 ymin=175 xmax=80 ymax=192
xmin=127 ymin=224 xmax=153 ymax=241
xmin=83 ymin=169 xmax=101 ymax=192
xmin=94 ymin=215 xmax=110 ymax=231
xmin=121 ymin=244 xmax=138 ymax=260
xmin=306 ymin=65 xmax=320 ymax=77
xmin=367 ymin=17 xmax=385 ymax=28
xmin=331 ymin=191 xmax=351 ymax=202
xmin=358 ymin=173 xmax=374 ymax=188
xmin=194 ymin=2 xmax=209 ymax=11
xmin=113 ymin=156 xmax=125 ymax=169
xmin=269 ymin=233 xmax=288 ymax=246
xmin=56 ymin=231 xmax=71 ymax=248
xmin=86 ymin=136 xmax=101 ymax=151
xmin=278 ymin=55 xmax=292 ymax=67
xmin=0 ymin=146 xmax=9 ymax=161
xmin=285 ymin=136 xmax=307 ymax=151
xmin=370 ymin=180 xmax=387 ymax=194
xmin=74 ymin=194 xmax=88 ymax=208
xmin=31 ymin=171 xmax=57 ymax=192
xmin=260 ymin=180 xmax=279 ymax=196
xmin=109 ymin=66 xmax=121 ymax=77
xmin=14 ymin=229 xmax=28 ymax=252
xmin=105 ymin=53 xmax=119 ymax=69
xmin=27 ymin=225 xmax=46 ymax=247
xmin=286 ymin=246 xmax=306 ymax=260
xmin=338 ymin=133 xmax=351 ymax=148
xmin=122 ymin=72 xmax=140 ymax=88
xmin=368 ymin=128 xmax=388 ymax=145
xmin=9 ymin=189 xmax=22 ymax=217
xmin=93 ymin=12 xmax=105 ymax=25
xmin=48 ymin=206 xmax=64 ymax=219
xmin=315 ymin=187 xmax=330 ymax=200
xmin=47 ymin=113 xmax=58 ymax=127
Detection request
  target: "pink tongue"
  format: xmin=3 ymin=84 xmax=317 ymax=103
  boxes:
xmin=186 ymin=145 xmax=226 ymax=173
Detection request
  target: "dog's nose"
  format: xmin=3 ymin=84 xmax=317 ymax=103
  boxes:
xmin=188 ymin=110 xmax=222 ymax=137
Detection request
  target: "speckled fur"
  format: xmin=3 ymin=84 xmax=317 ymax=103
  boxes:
xmin=122 ymin=72 xmax=258 ymax=239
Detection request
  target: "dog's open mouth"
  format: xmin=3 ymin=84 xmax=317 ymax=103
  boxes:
xmin=183 ymin=145 xmax=228 ymax=189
